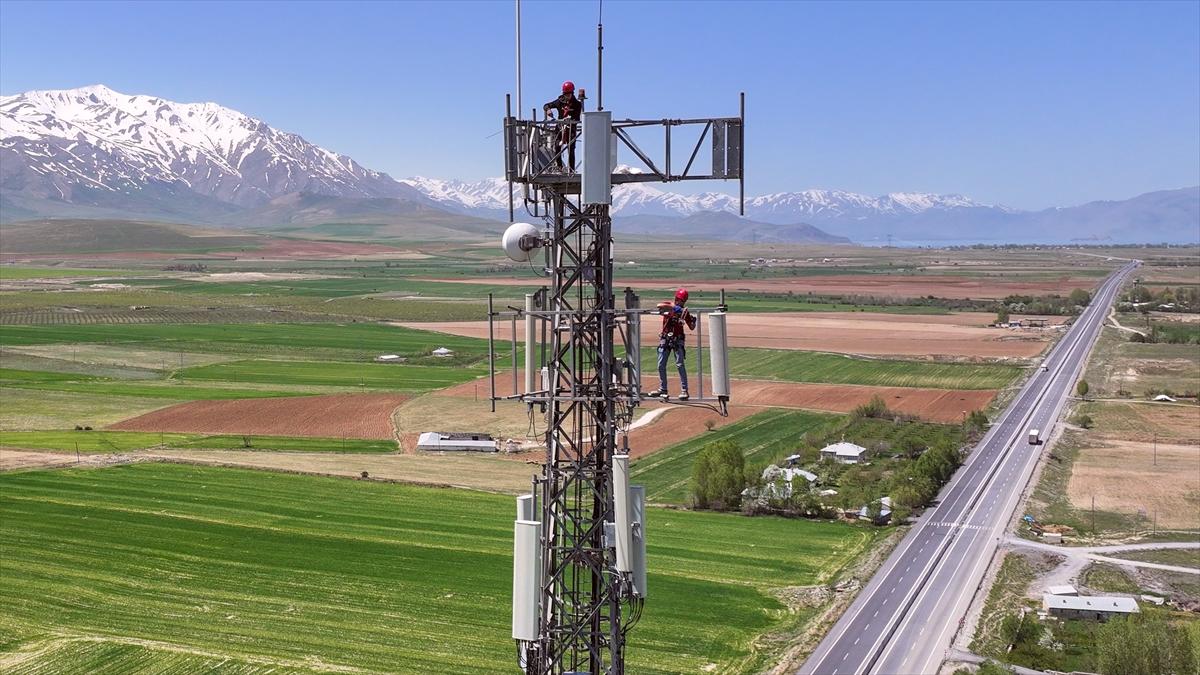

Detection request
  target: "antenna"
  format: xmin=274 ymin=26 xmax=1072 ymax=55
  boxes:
xmin=515 ymin=0 xmax=523 ymax=119
xmin=497 ymin=11 xmax=743 ymax=672
xmin=597 ymin=0 xmax=603 ymax=111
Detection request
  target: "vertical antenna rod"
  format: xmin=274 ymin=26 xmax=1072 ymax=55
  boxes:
xmin=516 ymin=0 xmax=523 ymax=119
xmin=597 ymin=0 xmax=603 ymax=111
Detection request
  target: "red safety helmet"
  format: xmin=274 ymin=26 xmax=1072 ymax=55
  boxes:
xmin=562 ymin=81 xmax=575 ymax=93
xmin=675 ymin=288 xmax=689 ymax=303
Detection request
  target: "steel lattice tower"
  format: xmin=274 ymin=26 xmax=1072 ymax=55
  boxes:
xmin=495 ymin=48 xmax=742 ymax=673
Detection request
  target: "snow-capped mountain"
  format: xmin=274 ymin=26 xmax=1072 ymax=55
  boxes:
xmin=1 ymin=84 xmax=428 ymax=221
xmin=399 ymin=170 xmax=1008 ymax=235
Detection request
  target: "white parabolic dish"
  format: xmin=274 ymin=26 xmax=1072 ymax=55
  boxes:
xmin=502 ymin=222 xmax=541 ymax=262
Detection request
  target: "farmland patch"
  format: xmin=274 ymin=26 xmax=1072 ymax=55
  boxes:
xmin=0 ymin=463 xmax=877 ymax=674
xmin=109 ymin=393 xmax=408 ymax=440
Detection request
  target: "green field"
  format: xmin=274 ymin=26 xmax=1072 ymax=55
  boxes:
xmin=179 ymin=359 xmax=477 ymax=390
xmin=0 ymin=266 xmax=133 ymax=280
xmin=0 ymin=323 xmax=491 ymax=360
xmin=0 ymin=430 xmax=395 ymax=453
xmin=632 ymin=409 xmax=836 ymax=504
xmin=0 ymin=463 xmax=878 ymax=674
xmin=726 ymin=348 xmax=1019 ymax=389
xmin=637 ymin=348 xmax=1019 ymax=391
xmin=631 ymin=408 xmax=966 ymax=506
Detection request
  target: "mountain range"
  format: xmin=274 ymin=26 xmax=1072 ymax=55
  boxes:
xmin=1 ymin=85 xmax=1196 ymax=245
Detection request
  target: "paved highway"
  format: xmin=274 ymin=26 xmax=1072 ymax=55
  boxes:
xmin=799 ymin=261 xmax=1138 ymax=675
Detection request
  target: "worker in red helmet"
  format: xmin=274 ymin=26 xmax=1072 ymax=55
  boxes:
xmin=652 ymin=288 xmax=697 ymax=401
xmin=543 ymin=81 xmax=582 ymax=172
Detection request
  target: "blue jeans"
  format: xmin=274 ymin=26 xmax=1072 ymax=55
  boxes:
xmin=657 ymin=341 xmax=688 ymax=392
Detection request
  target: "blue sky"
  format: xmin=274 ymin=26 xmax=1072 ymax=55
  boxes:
xmin=1 ymin=0 xmax=1197 ymax=210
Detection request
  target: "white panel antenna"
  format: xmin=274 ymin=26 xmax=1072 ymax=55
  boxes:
xmin=512 ymin=518 xmax=541 ymax=641
xmin=612 ymin=453 xmax=633 ymax=572
xmin=630 ymin=485 xmax=647 ymax=598
xmin=707 ymin=311 xmax=731 ymax=399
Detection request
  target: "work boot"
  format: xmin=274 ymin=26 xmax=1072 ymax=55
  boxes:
xmin=678 ymin=391 xmax=690 ymax=401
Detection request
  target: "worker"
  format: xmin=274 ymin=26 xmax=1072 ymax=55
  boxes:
xmin=543 ymin=80 xmax=582 ymax=172
xmin=652 ymin=288 xmax=697 ymax=401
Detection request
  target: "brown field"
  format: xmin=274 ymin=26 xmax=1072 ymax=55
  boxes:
xmin=0 ymin=449 xmax=82 ymax=471
xmin=422 ymin=274 xmax=1097 ymax=300
xmin=109 ymin=393 xmax=409 ymax=439
xmin=400 ymin=311 xmax=1060 ymax=359
xmin=1067 ymin=439 xmax=1200 ymax=529
xmin=1083 ymin=401 xmax=1200 ymax=444
xmin=441 ymin=372 xmax=994 ymax=425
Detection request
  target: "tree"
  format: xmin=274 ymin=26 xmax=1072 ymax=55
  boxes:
xmin=1096 ymin=615 xmax=1196 ymax=675
xmin=852 ymin=395 xmax=890 ymax=420
xmin=1076 ymin=379 xmax=1090 ymax=399
xmin=690 ymin=440 xmax=747 ymax=511
xmin=1000 ymin=611 xmax=1041 ymax=647
xmin=995 ymin=307 xmax=1010 ymax=324
xmin=1068 ymin=288 xmax=1092 ymax=307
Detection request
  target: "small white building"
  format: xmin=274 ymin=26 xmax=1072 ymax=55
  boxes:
xmin=1042 ymin=594 xmax=1139 ymax=621
xmin=857 ymin=496 xmax=892 ymax=524
xmin=820 ymin=442 xmax=867 ymax=464
xmin=432 ymin=347 xmax=455 ymax=358
xmin=374 ymin=354 xmax=406 ymax=363
xmin=1046 ymin=584 xmax=1077 ymax=597
xmin=760 ymin=465 xmax=818 ymax=500
xmin=416 ymin=431 xmax=497 ymax=452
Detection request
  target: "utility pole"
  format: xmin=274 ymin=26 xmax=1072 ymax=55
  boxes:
xmin=1153 ymin=431 xmax=1157 ymax=466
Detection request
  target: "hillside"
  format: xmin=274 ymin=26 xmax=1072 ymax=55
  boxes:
xmin=0 ymin=219 xmax=263 ymax=254
xmin=615 ymin=211 xmax=852 ymax=244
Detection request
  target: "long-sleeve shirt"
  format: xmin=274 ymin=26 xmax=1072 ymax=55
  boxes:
xmin=543 ymin=93 xmax=581 ymax=121
xmin=660 ymin=305 xmax=696 ymax=340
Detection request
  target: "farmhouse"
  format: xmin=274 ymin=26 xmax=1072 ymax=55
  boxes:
xmin=416 ymin=431 xmax=497 ymax=452
xmin=820 ymin=442 xmax=867 ymax=464
xmin=759 ymin=465 xmax=818 ymax=499
xmin=856 ymin=496 xmax=893 ymax=524
xmin=1042 ymin=594 xmax=1139 ymax=621
xmin=432 ymin=347 xmax=455 ymax=358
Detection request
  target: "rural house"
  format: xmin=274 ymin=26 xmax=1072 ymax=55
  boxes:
xmin=1042 ymin=594 xmax=1139 ymax=621
xmin=432 ymin=347 xmax=455 ymax=358
xmin=416 ymin=432 xmax=497 ymax=452
xmin=820 ymin=442 xmax=867 ymax=464
xmin=759 ymin=465 xmax=818 ymax=500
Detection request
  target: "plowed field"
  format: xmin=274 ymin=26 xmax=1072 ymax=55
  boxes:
xmin=108 ymin=393 xmax=408 ymax=439
xmin=452 ymin=372 xmax=994 ymax=425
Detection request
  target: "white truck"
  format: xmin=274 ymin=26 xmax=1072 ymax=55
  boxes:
xmin=1028 ymin=429 xmax=1041 ymax=445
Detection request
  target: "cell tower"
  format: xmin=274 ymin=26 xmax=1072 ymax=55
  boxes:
xmin=491 ymin=14 xmax=744 ymax=675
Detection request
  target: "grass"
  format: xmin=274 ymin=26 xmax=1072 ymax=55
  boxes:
xmin=631 ymin=409 xmax=837 ymax=504
xmin=1080 ymin=563 xmax=1140 ymax=594
xmin=0 ymin=430 xmax=396 ymax=454
xmin=0 ymin=388 xmax=172 ymax=431
xmin=0 ymin=322 xmax=490 ymax=358
xmin=0 ymin=463 xmax=877 ymax=674
xmin=630 ymin=407 xmax=966 ymax=506
xmin=971 ymin=551 xmax=1038 ymax=658
xmin=724 ymin=348 xmax=1020 ymax=390
xmin=1106 ymin=548 xmax=1200 ymax=568
xmin=0 ymin=266 xmax=133 ymax=280
xmin=1024 ymin=429 xmax=1141 ymax=538
xmin=179 ymin=359 xmax=478 ymax=391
